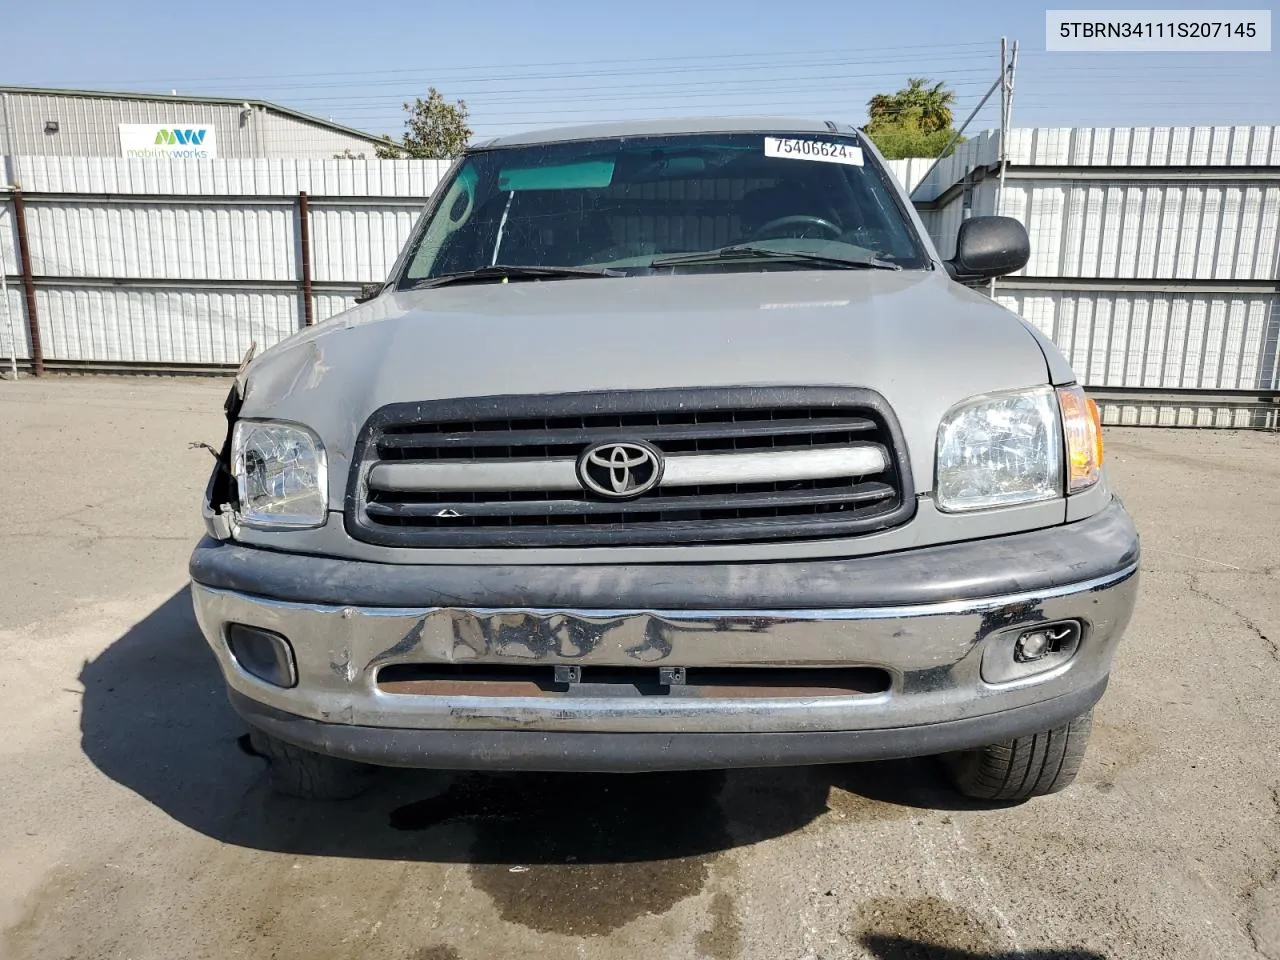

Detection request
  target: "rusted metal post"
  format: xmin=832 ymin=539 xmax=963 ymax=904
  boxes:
xmin=298 ymin=191 xmax=314 ymax=327
xmin=11 ymin=187 xmax=43 ymax=375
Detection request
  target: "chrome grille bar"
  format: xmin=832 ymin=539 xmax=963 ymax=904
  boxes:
xmin=367 ymin=445 xmax=888 ymax=493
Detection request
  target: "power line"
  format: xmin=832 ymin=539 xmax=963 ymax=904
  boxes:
xmin=280 ymin=73 xmax=995 ymax=104
xmin=78 ymin=40 xmax=998 ymax=87
xmin=1017 ymin=72 xmax=1274 ymax=82
xmin=336 ymin=106 xmax=1002 ymax=128
xmin=282 ymin=69 xmax=1263 ymax=122
xmin=296 ymin=75 xmax=999 ymax=125
xmin=172 ymin=42 xmax=1006 ymax=135
xmin=284 ymin=71 xmax=998 ymax=119
xmin=1017 ymin=93 xmax=1276 ymax=100
xmin=345 ymin=95 xmax=1003 ymax=123
xmin=290 ymin=77 xmax=997 ymax=109
xmin=330 ymin=88 xmax=1007 ymax=130
xmin=81 ymin=55 xmax=1000 ymax=97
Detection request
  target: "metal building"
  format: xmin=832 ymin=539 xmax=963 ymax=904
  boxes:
xmin=0 ymin=87 xmax=386 ymax=160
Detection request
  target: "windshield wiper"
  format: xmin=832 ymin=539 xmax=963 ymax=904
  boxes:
xmin=405 ymin=264 xmax=625 ymax=290
xmin=650 ymin=245 xmax=901 ymax=271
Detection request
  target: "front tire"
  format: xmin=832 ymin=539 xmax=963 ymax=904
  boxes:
xmin=945 ymin=710 xmax=1093 ymax=801
xmin=248 ymin=728 xmax=374 ymax=800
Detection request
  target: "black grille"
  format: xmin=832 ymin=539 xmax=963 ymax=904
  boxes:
xmin=345 ymin=388 xmax=915 ymax=548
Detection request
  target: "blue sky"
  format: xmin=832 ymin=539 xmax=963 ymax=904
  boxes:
xmin=3 ymin=0 xmax=1276 ymax=138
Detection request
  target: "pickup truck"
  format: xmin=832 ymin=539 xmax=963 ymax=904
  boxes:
xmin=189 ymin=118 xmax=1139 ymax=802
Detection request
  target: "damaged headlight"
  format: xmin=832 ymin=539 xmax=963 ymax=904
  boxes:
xmin=231 ymin=420 xmax=328 ymax=528
xmin=935 ymin=386 xmax=1062 ymax=512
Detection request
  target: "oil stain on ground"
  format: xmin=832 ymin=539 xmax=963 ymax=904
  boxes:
xmin=389 ymin=767 xmax=831 ymax=937
xmin=390 ymin=770 xmax=731 ymax=936
xmin=693 ymin=891 xmax=742 ymax=960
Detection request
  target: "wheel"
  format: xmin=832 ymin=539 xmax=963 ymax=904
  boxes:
xmin=248 ymin=728 xmax=374 ymax=800
xmin=945 ymin=710 xmax=1093 ymax=802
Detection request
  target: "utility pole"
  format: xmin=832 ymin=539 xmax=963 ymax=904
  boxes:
xmin=991 ymin=38 xmax=1019 ymax=296
xmin=908 ymin=39 xmax=1018 ymax=205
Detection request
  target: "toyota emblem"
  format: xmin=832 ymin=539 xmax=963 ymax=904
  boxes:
xmin=577 ymin=440 xmax=664 ymax=499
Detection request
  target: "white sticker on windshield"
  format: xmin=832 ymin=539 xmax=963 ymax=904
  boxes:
xmin=764 ymin=137 xmax=863 ymax=166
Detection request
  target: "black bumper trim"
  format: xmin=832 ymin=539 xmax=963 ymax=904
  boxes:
xmin=190 ymin=500 xmax=1138 ymax=611
xmin=228 ymin=678 xmax=1109 ymax=772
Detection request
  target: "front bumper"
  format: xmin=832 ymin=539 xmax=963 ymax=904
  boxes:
xmin=190 ymin=500 xmax=1139 ymax=770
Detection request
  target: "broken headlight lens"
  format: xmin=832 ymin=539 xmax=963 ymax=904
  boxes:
xmin=935 ymin=386 xmax=1063 ymax=512
xmin=231 ymin=420 xmax=328 ymax=529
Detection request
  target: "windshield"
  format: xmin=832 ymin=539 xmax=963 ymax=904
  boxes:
xmin=397 ymin=132 xmax=929 ymax=285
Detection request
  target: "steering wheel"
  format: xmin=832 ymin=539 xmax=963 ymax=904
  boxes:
xmin=749 ymin=214 xmax=843 ymax=241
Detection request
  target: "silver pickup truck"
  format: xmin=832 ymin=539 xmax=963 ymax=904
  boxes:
xmin=190 ymin=118 xmax=1139 ymax=802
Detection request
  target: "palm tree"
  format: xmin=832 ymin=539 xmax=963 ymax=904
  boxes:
xmin=904 ymin=77 xmax=956 ymax=133
xmin=867 ymin=92 xmax=898 ymax=126
xmin=865 ymin=78 xmax=957 ymax=134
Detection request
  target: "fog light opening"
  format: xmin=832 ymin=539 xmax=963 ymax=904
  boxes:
xmin=226 ymin=623 xmax=298 ymax=688
xmin=981 ymin=619 xmax=1084 ymax=684
xmin=1015 ymin=623 xmax=1078 ymax=662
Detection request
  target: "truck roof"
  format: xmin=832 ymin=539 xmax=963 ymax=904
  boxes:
xmin=479 ymin=116 xmax=861 ymax=149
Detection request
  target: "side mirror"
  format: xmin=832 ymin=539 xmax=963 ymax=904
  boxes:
xmin=355 ymin=282 xmax=383 ymax=304
xmin=945 ymin=216 xmax=1029 ymax=284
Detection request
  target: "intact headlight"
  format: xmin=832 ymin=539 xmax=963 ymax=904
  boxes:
xmin=231 ymin=420 xmax=328 ymax=528
xmin=935 ymin=386 xmax=1062 ymax=512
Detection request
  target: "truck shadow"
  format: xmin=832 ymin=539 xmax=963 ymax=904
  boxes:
xmin=78 ymin=587 xmax=1009 ymax=866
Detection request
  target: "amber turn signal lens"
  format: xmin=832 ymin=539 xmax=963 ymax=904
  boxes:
xmin=1057 ymin=386 xmax=1103 ymax=492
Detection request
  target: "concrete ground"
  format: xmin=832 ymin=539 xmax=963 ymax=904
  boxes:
xmin=0 ymin=375 xmax=1276 ymax=960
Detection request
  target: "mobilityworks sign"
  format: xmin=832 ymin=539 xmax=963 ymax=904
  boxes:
xmin=119 ymin=124 xmax=218 ymax=158
xmin=154 ymin=128 xmax=208 ymax=145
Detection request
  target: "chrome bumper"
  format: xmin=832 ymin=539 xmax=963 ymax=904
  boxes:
xmin=190 ymin=561 xmax=1138 ymax=740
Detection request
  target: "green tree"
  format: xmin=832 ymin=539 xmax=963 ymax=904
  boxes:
xmin=864 ymin=78 xmax=963 ymax=160
xmin=868 ymin=77 xmax=956 ymax=132
xmin=375 ymin=88 xmax=473 ymax=159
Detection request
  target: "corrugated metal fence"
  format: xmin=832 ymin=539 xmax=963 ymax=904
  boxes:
xmin=909 ymin=126 xmax=1280 ymax=428
xmin=0 ymin=155 xmax=448 ymax=368
xmin=3 ymin=133 xmax=1278 ymax=427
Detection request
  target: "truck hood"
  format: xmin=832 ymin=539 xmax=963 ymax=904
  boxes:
xmin=239 ymin=269 xmax=1055 ymax=499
